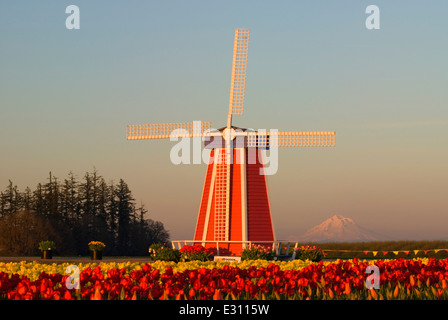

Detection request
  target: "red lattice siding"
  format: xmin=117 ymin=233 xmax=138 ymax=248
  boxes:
xmin=193 ymin=148 xmax=274 ymax=255
xmin=193 ymin=149 xmax=215 ymax=241
xmin=246 ymin=150 xmax=274 ymax=242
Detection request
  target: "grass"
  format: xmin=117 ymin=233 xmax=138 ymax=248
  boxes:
xmin=297 ymin=240 xmax=448 ymax=259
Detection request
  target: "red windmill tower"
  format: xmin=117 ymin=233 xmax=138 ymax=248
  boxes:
xmin=127 ymin=29 xmax=335 ymax=256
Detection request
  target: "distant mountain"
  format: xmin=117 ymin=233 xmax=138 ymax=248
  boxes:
xmin=297 ymin=215 xmax=386 ymax=243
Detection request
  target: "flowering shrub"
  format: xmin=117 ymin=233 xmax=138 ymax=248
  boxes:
xmin=179 ymin=245 xmax=213 ymax=262
xmin=294 ymin=245 xmax=326 ymax=262
xmin=241 ymin=245 xmax=273 ymax=260
xmin=148 ymin=243 xmax=164 ymax=257
xmin=88 ymin=241 xmax=106 ymax=251
xmin=149 ymin=243 xmax=180 ymax=262
xmin=1 ymin=258 xmax=448 ymax=300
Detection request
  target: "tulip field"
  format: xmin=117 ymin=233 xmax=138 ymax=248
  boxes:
xmin=1 ymin=258 xmax=448 ymax=300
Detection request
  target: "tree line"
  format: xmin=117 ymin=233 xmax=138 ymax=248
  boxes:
xmin=0 ymin=169 xmax=169 ymax=256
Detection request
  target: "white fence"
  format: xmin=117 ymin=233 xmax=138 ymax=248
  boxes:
xmin=171 ymin=240 xmax=299 ymax=258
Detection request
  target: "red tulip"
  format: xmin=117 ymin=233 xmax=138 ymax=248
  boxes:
xmin=165 ymin=266 xmax=173 ymax=276
xmin=142 ymin=264 xmax=151 ymax=274
xmin=17 ymin=283 xmax=27 ymax=296
xmin=150 ymin=284 xmax=162 ymax=299
xmin=29 ymin=285 xmax=37 ymax=294
xmin=344 ymin=283 xmax=351 ymax=295
xmin=193 ymin=279 xmax=201 ymax=291
xmin=64 ymin=290 xmax=73 ymax=300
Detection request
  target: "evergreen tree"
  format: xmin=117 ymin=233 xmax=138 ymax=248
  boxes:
xmin=0 ymin=181 xmax=23 ymax=217
xmin=23 ymin=187 xmax=32 ymax=211
xmin=43 ymin=172 xmax=60 ymax=217
xmin=0 ymin=169 xmax=170 ymax=256
xmin=79 ymin=171 xmax=94 ymax=217
xmin=107 ymin=180 xmax=118 ymax=240
xmin=61 ymin=172 xmax=79 ymax=222
xmin=115 ymin=179 xmax=134 ymax=254
xmin=32 ymin=183 xmax=45 ymax=215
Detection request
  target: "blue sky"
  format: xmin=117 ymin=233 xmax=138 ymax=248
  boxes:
xmin=1 ymin=1 xmax=447 ymax=241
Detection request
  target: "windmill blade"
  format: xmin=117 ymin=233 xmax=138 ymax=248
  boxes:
xmin=227 ymin=29 xmax=250 ymax=127
xmin=222 ymin=28 xmax=250 ymax=240
xmin=247 ymin=131 xmax=336 ymax=148
xmin=127 ymin=121 xmax=212 ymax=140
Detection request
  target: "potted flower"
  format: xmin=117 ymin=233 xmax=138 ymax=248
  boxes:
xmin=38 ymin=240 xmax=56 ymax=259
xmin=88 ymin=241 xmax=106 ymax=260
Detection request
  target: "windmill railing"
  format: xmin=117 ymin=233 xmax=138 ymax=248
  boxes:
xmin=171 ymin=240 xmax=299 ymax=257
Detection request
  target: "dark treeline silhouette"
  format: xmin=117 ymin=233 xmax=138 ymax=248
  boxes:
xmin=0 ymin=169 xmax=169 ymax=256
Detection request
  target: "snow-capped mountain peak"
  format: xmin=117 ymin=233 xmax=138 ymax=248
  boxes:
xmin=297 ymin=215 xmax=384 ymax=243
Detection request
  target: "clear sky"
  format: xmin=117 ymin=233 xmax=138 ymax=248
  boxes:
xmin=1 ymin=1 xmax=447 ymax=241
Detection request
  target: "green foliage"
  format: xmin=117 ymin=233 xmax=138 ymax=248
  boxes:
xmin=294 ymin=245 xmax=325 ymax=262
xmin=241 ymin=245 xmax=274 ymax=261
xmin=149 ymin=243 xmax=180 ymax=262
xmin=38 ymin=240 xmax=56 ymax=251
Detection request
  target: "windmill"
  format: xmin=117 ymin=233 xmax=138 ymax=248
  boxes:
xmin=127 ymin=29 xmax=335 ymax=255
